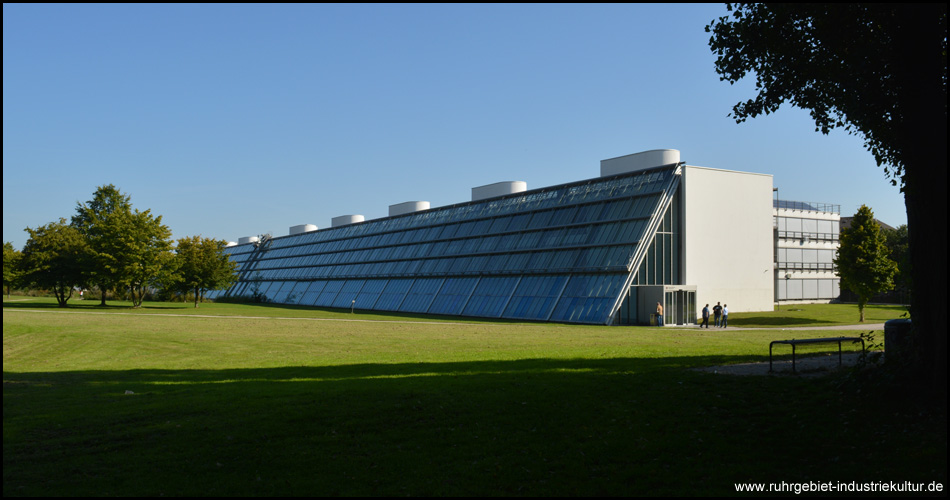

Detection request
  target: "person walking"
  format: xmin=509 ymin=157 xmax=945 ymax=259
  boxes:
xmin=656 ymin=302 xmax=664 ymax=327
xmin=701 ymin=304 xmax=710 ymax=328
xmin=721 ymin=304 xmax=729 ymax=328
xmin=713 ymin=302 xmax=722 ymax=327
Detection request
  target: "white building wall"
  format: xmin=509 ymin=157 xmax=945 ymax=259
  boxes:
xmin=681 ymin=166 xmax=774 ymax=312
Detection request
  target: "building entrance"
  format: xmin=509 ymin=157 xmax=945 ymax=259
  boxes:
xmin=620 ymin=285 xmax=697 ymax=326
xmin=663 ymin=288 xmax=696 ymax=326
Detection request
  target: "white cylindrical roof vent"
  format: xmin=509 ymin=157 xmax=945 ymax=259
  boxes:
xmin=600 ymin=149 xmax=681 ymax=177
xmin=389 ymin=201 xmax=430 ymax=217
xmin=289 ymin=224 xmax=318 ymax=235
xmin=332 ymin=215 xmax=365 ymax=227
xmin=238 ymin=236 xmax=260 ymax=245
xmin=472 ymin=181 xmax=527 ymax=201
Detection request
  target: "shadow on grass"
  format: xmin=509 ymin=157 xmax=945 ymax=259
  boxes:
xmin=3 ymin=356 xmax=736 ymax=384
xmin=4 ymin=357 xmax=946 ymax=497
xmin=728 ymin=315 xmax=832 ymax=327
xmin=1 ymin=300 xmax=192 ymax=311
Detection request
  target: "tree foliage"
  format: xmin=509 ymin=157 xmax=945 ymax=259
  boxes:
xmin=72 ymin=185 xmax=133 ymax=305
xmin=706 ymin=3 xmax=947 ymax=396
xmin=18 ymin=219 xmax=93 ymax=307
xmin=114 ymin=209 xmax=175 ymax=308
xmin=4 ymin=241 xmax=22 ymax=298
xmin=707 ymin=4 xmax=947 ymax=185
xmin=71 ymin=185 xmax=175 ymax=307
xmin=172 ymin=236 xmax=238 ymax=308
xmin=882 ymin=224 xmax=911 ymax=301
xmin=71 ymin=184 xmax=132 ymax=233
xmin=17 ymin=186 xmax=225 ymax=310
xmin=835 ymin=206 xmax=898 ymax=321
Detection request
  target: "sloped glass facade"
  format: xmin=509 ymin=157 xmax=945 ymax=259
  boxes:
xmin=211 ymin=165 xmax=680 ymax=324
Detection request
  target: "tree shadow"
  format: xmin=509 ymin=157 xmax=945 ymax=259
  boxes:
xmin=728 ymin=315 xmax=831 ymax=326
xmin=4 ymin=356 xmax=945 ymax=496
xmin=1 ymin=300 xmax=191 ymax=311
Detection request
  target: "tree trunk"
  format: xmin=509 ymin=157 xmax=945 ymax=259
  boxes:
xmin=55 ymin=283 xmax=69 ymax=307
xmin=894 ymin=6 xmax=947 ymax=402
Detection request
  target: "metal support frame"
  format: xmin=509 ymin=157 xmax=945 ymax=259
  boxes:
xmin=769 ymin=337 xmax=866 ymax=373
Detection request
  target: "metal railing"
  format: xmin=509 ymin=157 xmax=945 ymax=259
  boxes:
xmin=775 ymin=262 xmax=837 ymax=271
xmin=776 ymin=231 xmax=839 ymax=241
xmin=773 ymin=199 xmax=840 ymax=214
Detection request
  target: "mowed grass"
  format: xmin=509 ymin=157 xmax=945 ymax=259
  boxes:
xmin=2 ymin=295 xmax=910 ymax=327
xmin=3 ymin=299 xmax=943 ymax=496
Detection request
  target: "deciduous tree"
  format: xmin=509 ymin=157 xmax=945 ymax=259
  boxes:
xmin=4 ymin=241 xmax=22 ymax=298
xmin=113 ymin=208 xmax=175 ymax=308
xmin=882 ymin=224 xmax=911 ymax=303
xmin=172 ymin=236 xmax=238 ymax=308
xmin=72 ymin=185 xmax=132 ymax=305
xmin=18 ymin=219 xmax=93 ymax=307
xmin=835 ymin=205 xmax=898 ymax=322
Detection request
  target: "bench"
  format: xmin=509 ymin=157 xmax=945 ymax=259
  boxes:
xmin=769 ymin=337 xmax=866 ymax=373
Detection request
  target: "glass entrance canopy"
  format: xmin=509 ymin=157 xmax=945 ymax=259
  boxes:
xmin=212 ymin=164 xmax=681 ymax=324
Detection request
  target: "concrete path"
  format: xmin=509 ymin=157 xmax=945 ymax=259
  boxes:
xmin=695 ymin=351 xmax=878 ymax=377
xmin=676 ymin=323 xmax=885 ymax=331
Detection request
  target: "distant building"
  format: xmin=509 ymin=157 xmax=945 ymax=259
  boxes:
xmin=213 ymin=149 xmax=828 ymax=325
xmin=839 ymin=216 xmax=895 ymax=232
xmin=773 ymin=200 xmax=841 ymax=304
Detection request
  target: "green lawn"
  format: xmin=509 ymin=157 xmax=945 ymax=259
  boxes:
xmin=3 ymin=299 xmax=943 ymax=496
xmin=2 ymin=295 xmax=910 ymax=327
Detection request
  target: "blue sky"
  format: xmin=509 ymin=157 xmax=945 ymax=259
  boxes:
xmin=3 ymin=4 xmax=907 ymax=250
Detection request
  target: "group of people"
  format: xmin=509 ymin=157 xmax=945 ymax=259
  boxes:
xmin=700 ymin=302 xmax=728 ymax=328
xmin=655 ymin=300 xmax=730 ymax=328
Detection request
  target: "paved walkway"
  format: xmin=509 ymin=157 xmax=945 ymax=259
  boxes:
xmin=695 ymin=351 xmax=878 ymax=377
xmin=675 ymin=323 xmax=885 ymax=331
xmin=693 ymin=325 xmax=882 ymax=377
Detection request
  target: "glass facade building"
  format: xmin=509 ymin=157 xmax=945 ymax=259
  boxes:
xmin=211 ymin=164 xmax=684 ymax=324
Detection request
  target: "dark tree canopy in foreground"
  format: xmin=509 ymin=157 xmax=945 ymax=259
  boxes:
xmin=707 ymin=4 xmax=947 ymax=396
xmin=708 ymin=4 xmax=947 ymax=185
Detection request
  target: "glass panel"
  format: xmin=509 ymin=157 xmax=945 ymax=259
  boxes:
xmin=489 ymin=216 xmax=512 ymax=234
xmin=376 ymin=279 xmax=412 ymax=311
xmin=354 ymin=279 xmax=387 ymax=309
xmin=301 ymin=280 xmax=328 ymax=306
xmin=400 ymin=278 xmax=444 ymax=313
xmin=502 ymin=275 xmax=566 ymax=320
xmin=462 ymin=276 xmax=520 ymax=318
xmin=314 ymin=280 xmax=344 ymax=307
xmin=332 ymin=279 xmax=366 ymax=309
xmin=221 ymin=166 xmax=679 ymax=322
xmin=429 ymin=277 xmax=478 ymax=315
xmin=549 ymin=274 xmax=626 ymax=324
